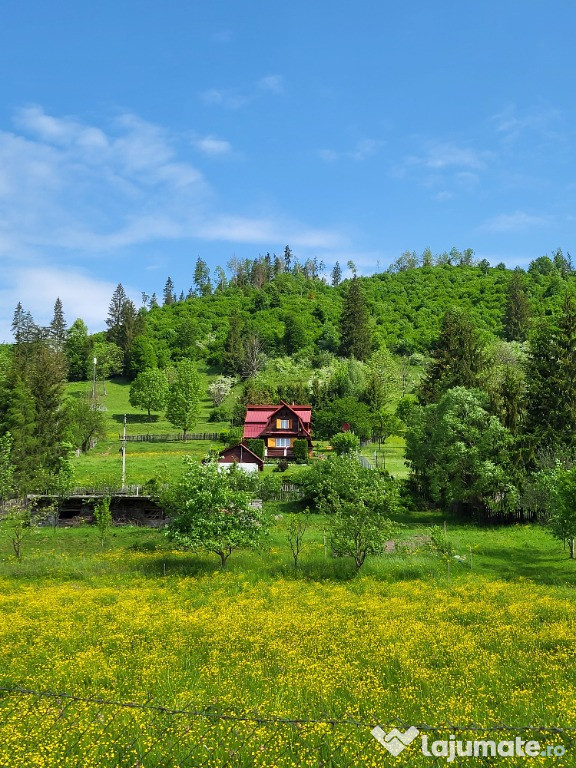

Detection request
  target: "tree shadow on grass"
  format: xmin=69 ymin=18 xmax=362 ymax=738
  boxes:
xmin=470 ymin=545 xmax=576 ymax=586
xmin=111 ymin=413 xmax=160 ymax=425
xmin=136 ymin=554 xmax=220 ymax=578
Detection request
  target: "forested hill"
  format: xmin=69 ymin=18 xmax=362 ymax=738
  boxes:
xmin=132 ymin=258 xmax=572 ymax=374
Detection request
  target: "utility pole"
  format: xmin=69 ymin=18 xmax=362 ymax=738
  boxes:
xmin=121 ymin=414 xmax=127 ymax=490
xmin=91 ymin=356 xmax=97 ymax=404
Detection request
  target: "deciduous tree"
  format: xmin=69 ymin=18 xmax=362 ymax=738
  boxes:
xmin=129 ymin=368 xmax=169 ymax=420
xmin=160 ymin=459 xmax=268 ymax=568
xmin=165 ymin=360 xmax=201 ymax=437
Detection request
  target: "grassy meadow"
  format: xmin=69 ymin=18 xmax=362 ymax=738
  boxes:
xmin=67 ymin=372 xmax=408 ymax=486
xmin=67 ymin=369 xmax=235 ymax=486
xmin=1 ymin=513 xmax=576 ymax=766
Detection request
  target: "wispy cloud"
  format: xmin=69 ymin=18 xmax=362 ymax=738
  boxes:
xmin=201 ymin=74 xmax=284 ymax=109
xmin=318 ymin=138 xmax=383 ymax=163
xmin=0 ymin=105 xmax=348 ymax=337
xmin=193 ymin=135 xmax=232 ymax=156
xmin=490 ymin=104 xmax=562 ymax=143
xmin=258 ymin=75 xmax=284 ymax=94
xmin=198 ymin=215 xmax=344 ymax=249
xmin=481 ymin=210 xmax=553 ymax=233
xmin=416 ymin=141 xmax=490 ymax=170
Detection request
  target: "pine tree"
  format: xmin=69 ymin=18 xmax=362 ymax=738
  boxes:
xmin=106 ymin=284 xmax=128 ymax=346
xmin=523 ymin=293 xmax=576 ymax=459
xmin=49 ymin=298 xmax=67 ymax=351
xmin=11 ymin=303 xmax=37 ymax=344
xmin=504 ymin=268 xmax=531 ymax=342
xmin=163 ymin=277 xmax=175 ymax=305
xmin=339 ymin=277 xmax=372 ymax=360
xmin=418 ymin=308 xmax=486 ymax=404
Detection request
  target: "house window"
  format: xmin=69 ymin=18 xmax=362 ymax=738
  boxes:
xmin=280 ymin=419 xmax=290 ymax=429
xmin=275 ymin=437 xmax=290 ymax=448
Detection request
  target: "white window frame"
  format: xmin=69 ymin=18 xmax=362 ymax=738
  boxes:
xmin=280 ymin=419 xmax=290 ymax=429
xmin=275 ymin=437 xmax=290 ymax=448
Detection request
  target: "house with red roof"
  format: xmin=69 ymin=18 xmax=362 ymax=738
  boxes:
xmin=243 ymin=401 xmax=313 ymax=459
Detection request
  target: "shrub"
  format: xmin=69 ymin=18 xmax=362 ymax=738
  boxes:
xmin=208 ymin=405 xmax=230 ymax=423
xmin=330 ymin=432 xmax=360 ymax=455
xmin=292 ymin=439 xmax=309 ymax=463
xmin=275 ymin=459 xmax=289 ymax=472
xmin=245 ymin=438 xmax=265 ymax=460
xmin=224 ymin=427 xmax=243 ymax=448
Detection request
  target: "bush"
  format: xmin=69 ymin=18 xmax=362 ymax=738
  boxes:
xmin=224 ymin=427 xmax=243 ymax=448
xmin=245 ymin=438 xmax=265 ymax=460
xmin=292 ymin=439 xmax=309 ymax=463
xmin=208 ymin=405 xmax=230 ymax=423
xmin=330 ymin=432 xmax=360 ymax=455
xmin=257 ymin=474 xmax=283 ymax=500
xmin=275 ymin=459 xmax=289 ymax=472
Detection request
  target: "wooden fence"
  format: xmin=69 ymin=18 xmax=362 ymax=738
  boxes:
xmin=120 ymin=432 xmax=226 ymax=443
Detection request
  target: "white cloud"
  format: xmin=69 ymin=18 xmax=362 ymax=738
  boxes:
xmin=197 ymin=215 xmax=344 ymax=249
xmin=201 ymin=74 xmax=285 ymax=109
xmin=193 ymin=135 xmax=232 ymax=156
xmin=318 ymin=138 xmax=383 ymax=163
xmin=481 ymin=211 xmax=553 ymax=233
xmin=491 ymin=104 xmax=562 ymax=143
xmin=419 ymin=141 xmax=489 ymax=170
xmin=258 ymin=75 xmax=284 ymax=93
xmin=0 ymin=106 xmax=347 ymax=262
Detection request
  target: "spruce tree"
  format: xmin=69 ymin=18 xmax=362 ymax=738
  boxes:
xmin=163 ymin=277 xmax=175 ymax=305
xmin=418 ymin=308 xmax=486 ymax=404
xmin=49 ymin=298 xmax=67 ymax=351
xmin=106 ymin=284 xmax=128 ymax=346
xmin=504 ymin=268 xmax=531 ymax=342
xmin=523 ymin=293 xmax=576 ymax=461
xmin=339 ymin=277 xmax=372 ymax=360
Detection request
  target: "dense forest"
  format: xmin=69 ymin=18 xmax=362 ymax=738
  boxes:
xmin=2 ymin=245 xmax=576 ymax=536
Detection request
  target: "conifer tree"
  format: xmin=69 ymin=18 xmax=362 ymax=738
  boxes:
xmin=504 ymin=268 xmax=531 ymax=342
xmin=418 ymin=308 xmax=485 ymax=404
xmin=106 ymin=284 xmax=128 ymax=346
xmin=49 ymin=298 xmax=67 ymax=352
xmin=163 ymin=277 xmax=175 ymax=305
xmin=523 ymin=293 xmax=576 ymax=458
xmin=339 ymin=277 xmax=372 ymax=360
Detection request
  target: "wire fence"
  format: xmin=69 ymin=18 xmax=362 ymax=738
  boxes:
xmin=0 ymin=687 xmax=573 ymax=767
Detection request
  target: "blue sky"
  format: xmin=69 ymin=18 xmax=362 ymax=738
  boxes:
xmin=1 ymin=1 xmax=576 ymax=340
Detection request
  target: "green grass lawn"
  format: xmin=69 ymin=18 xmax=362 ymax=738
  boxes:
xmin=67 ymin=368 xmax=233 ymax=485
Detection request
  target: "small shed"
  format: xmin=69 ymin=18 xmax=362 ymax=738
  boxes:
xmin=218 ymin=443 xmax=264 ymax=473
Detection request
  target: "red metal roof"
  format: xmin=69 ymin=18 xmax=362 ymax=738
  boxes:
xmin=243 ymin=402 xmax=312 ymax=438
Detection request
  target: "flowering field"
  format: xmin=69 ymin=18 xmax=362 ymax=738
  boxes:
xmin=0 ymin=530 xmax=575 ymax=766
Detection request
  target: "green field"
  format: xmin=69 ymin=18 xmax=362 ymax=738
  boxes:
xmin=0 ymin=514 xmax=575 ymax=766
xmin=68 ymin=370 xmax=233 ymax=486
